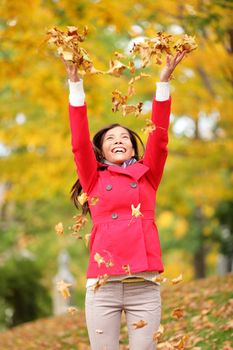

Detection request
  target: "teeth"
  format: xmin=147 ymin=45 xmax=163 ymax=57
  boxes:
xmin=113 ymin=148 xmax=125 ymax=153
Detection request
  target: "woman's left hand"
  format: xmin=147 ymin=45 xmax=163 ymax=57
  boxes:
xmin=160 ymin=51 xmax=187 ymax=82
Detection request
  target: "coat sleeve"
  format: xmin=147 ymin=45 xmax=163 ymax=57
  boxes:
xmin=143 ymin=97 xmax=171 ymax=190
xmin=69 ymin=103 xmax=98 ymax=193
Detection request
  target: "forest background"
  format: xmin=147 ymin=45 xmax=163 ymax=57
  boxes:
xmin=0 ymin=0 xmax=232 ymax=330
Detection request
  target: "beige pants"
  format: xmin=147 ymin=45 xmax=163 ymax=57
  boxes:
xmin=85 ymin=280 xmax=161 ymax=350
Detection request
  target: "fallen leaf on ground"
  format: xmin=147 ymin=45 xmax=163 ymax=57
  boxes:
xmin=171 ymin=308 xmax=184 ymax=319
xmin=153 ymin=324 xmax=164 ymax=341
xmin=67 ymin=307 xmax=79 ymax=315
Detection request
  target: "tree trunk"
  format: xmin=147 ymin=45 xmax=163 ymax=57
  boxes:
xmin=194 ymin=245 xmax=206 ymax=278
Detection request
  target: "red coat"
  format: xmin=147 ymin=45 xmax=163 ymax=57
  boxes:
xmin=69 ymin=97 xmax=171 ymax=278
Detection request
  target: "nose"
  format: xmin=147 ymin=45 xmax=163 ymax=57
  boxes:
xmin=114 ymin=140 xmax=122 ymax=144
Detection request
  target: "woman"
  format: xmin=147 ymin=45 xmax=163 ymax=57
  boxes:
xmin=64 ymin=51 xmax=186 ymax=350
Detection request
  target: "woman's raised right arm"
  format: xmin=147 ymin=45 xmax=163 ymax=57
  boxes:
xmin=64 ymin=60 xmax=98 ymax=193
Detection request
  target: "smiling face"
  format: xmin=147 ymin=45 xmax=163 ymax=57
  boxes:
xmin=101 ymin=126 xmax=135 ymax=165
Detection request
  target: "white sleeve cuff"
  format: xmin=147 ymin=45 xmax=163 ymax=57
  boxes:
xmin=68 ymin=79 xmax=86 ymax=106
xmin=155 ymin=82 xmax=170 ymax=101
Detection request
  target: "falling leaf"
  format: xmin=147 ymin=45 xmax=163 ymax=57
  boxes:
xmin=141 ymin=119 xmax=156 ymax=134
xmin=95 ymin=329 xmax=104 ymax=334
xmin=122 ymin=264 xmax=131 ymax=275
xmin=67 ymin=306 xmax=79 ymax=315
xmin=112 ymin=89 xmax=128 ymax=113
xmin=132 ymin=319 xmax=148 ymax=329
xmin=94 ymin=253 xmax=105 ymax=267
xmin=92 ymin=274 xmax=109 ymax=292
xmin=171 ymin=274 xmax=183 ymax=285
xmin=128 ymin=60 xmax=136 ymax=74
xmin=57 ymin=280 xmax=72 ymax=299
xmin=152 ymin=275 xmax=167 ymax=284
xmin=131 ymin=203 xmax=143 ymax=217
xmin=122 ymin=102 xmax=143 ymax=117
xmin=55 ymin=222 xmax=64 ymax=236
xmin=78 ymin=192 xmax=88 ymax=206
xmin=152 ymin=324 xmax=164 ymax=341
xmin=105 ymin=259 xmax=114 ymax=268
xmin=84 ymin=233 xmax=91 ymax=247
xmin=171 ymin=308 xmax=184 ymax=319
xmin=71 ymin=214 xmax=87 ymax=233
xmin=107 ymin=59 xmax=127 ymax=77
xmin=90 ymin=196 xmax=99 ymax=205
xmin=114 ymin=51 xmax=125 ymax=59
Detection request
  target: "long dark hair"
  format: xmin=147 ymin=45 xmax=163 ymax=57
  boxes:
xmin=70 ymin=123 xmax=145 ymax=214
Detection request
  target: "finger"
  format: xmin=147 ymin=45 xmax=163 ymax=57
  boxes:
xmin=174 ymin=50 xmax=187 ymax=66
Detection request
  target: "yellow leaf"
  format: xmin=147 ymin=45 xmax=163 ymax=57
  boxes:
xmin=57 ymin=280 xmax=72 ymax=299
xmin=55 ymin=222 xmax=64 ymax=236
xmin=131 ymin=203 xmax=143 ymax=217
xmin=171 ymin=274 xmax=183 ymax=285
xmin=94 ymin=252 xmax=105 ymax=267
xmin=78 ymin=192 xmax=88 ymax=205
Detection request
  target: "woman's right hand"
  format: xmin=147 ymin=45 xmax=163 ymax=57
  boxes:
xmin=61 ymin=57 xmax=80 ymax=82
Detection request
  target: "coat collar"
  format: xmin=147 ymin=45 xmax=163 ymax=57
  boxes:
xmin=107 ymin=161 xmax=149 ymax=180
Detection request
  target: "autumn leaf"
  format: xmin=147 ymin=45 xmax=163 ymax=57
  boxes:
xmin=78 ymin=192 xmax=88 ymax=205
xmin=84 ymin=233 xmax=91 ymax=247
xmin=55 ymin=222 xmax=64 ymax=236
xmin=141 ymin=119 xmax=156 ymax=134
xmin=174 ymin=34 xmax=197 ymax=53
xmin=114 ymin=51 xmax=125 ymax=59
xmin=94 ymin=252 xmax=105 ymax=267
xmin=132 ymin=319 xmax=148 ymax=329
xmin=72 ymin=214 xmax=87 ymax=232
xmin=107 ymin=59 xmax=127 ymax=77
xmin=57 ymin=280 xmax=72 ymax=299
xmin=152 ymin=275 xmax=167 ymax=284
xmin=171 ymin=274 xmax=183 ymax=285
xmin=67 ymin=306 xmax=79 ymax=315
xmin=131 ymin=203 xmax=143 ymax=217
xmin=171 ymin=307 xmax=184 ymax=319
xmin=122 ymin=264 xmax=131 ymax=275
xmin=174 ymin=335 xmax=189 ymax=349
xmin=112 ymin=89 xmax=128 ymax=113
xmin=105 ymin=259 xmax=114 ymax=268
xmin=122 ymin=102 xmax=143 ymax=117
xmin=90 ymin=196 xmax=99 ymax=205
xmin=152 ymin=324 xmax=164 ymax=341
xmin=92 ymin=274 xmax=109 ymax=292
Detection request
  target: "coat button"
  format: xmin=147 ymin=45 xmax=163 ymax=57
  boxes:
xmin=106 ymin=184 xmax=112 ymax=191
xmin=130 ymin=182 xmax=137 ymax=188
xmin=111 ymin=213 xmax=118 ymax=219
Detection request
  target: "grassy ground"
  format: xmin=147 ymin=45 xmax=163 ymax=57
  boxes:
xmin=0 ymin=274 xmax=232 ymax=350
